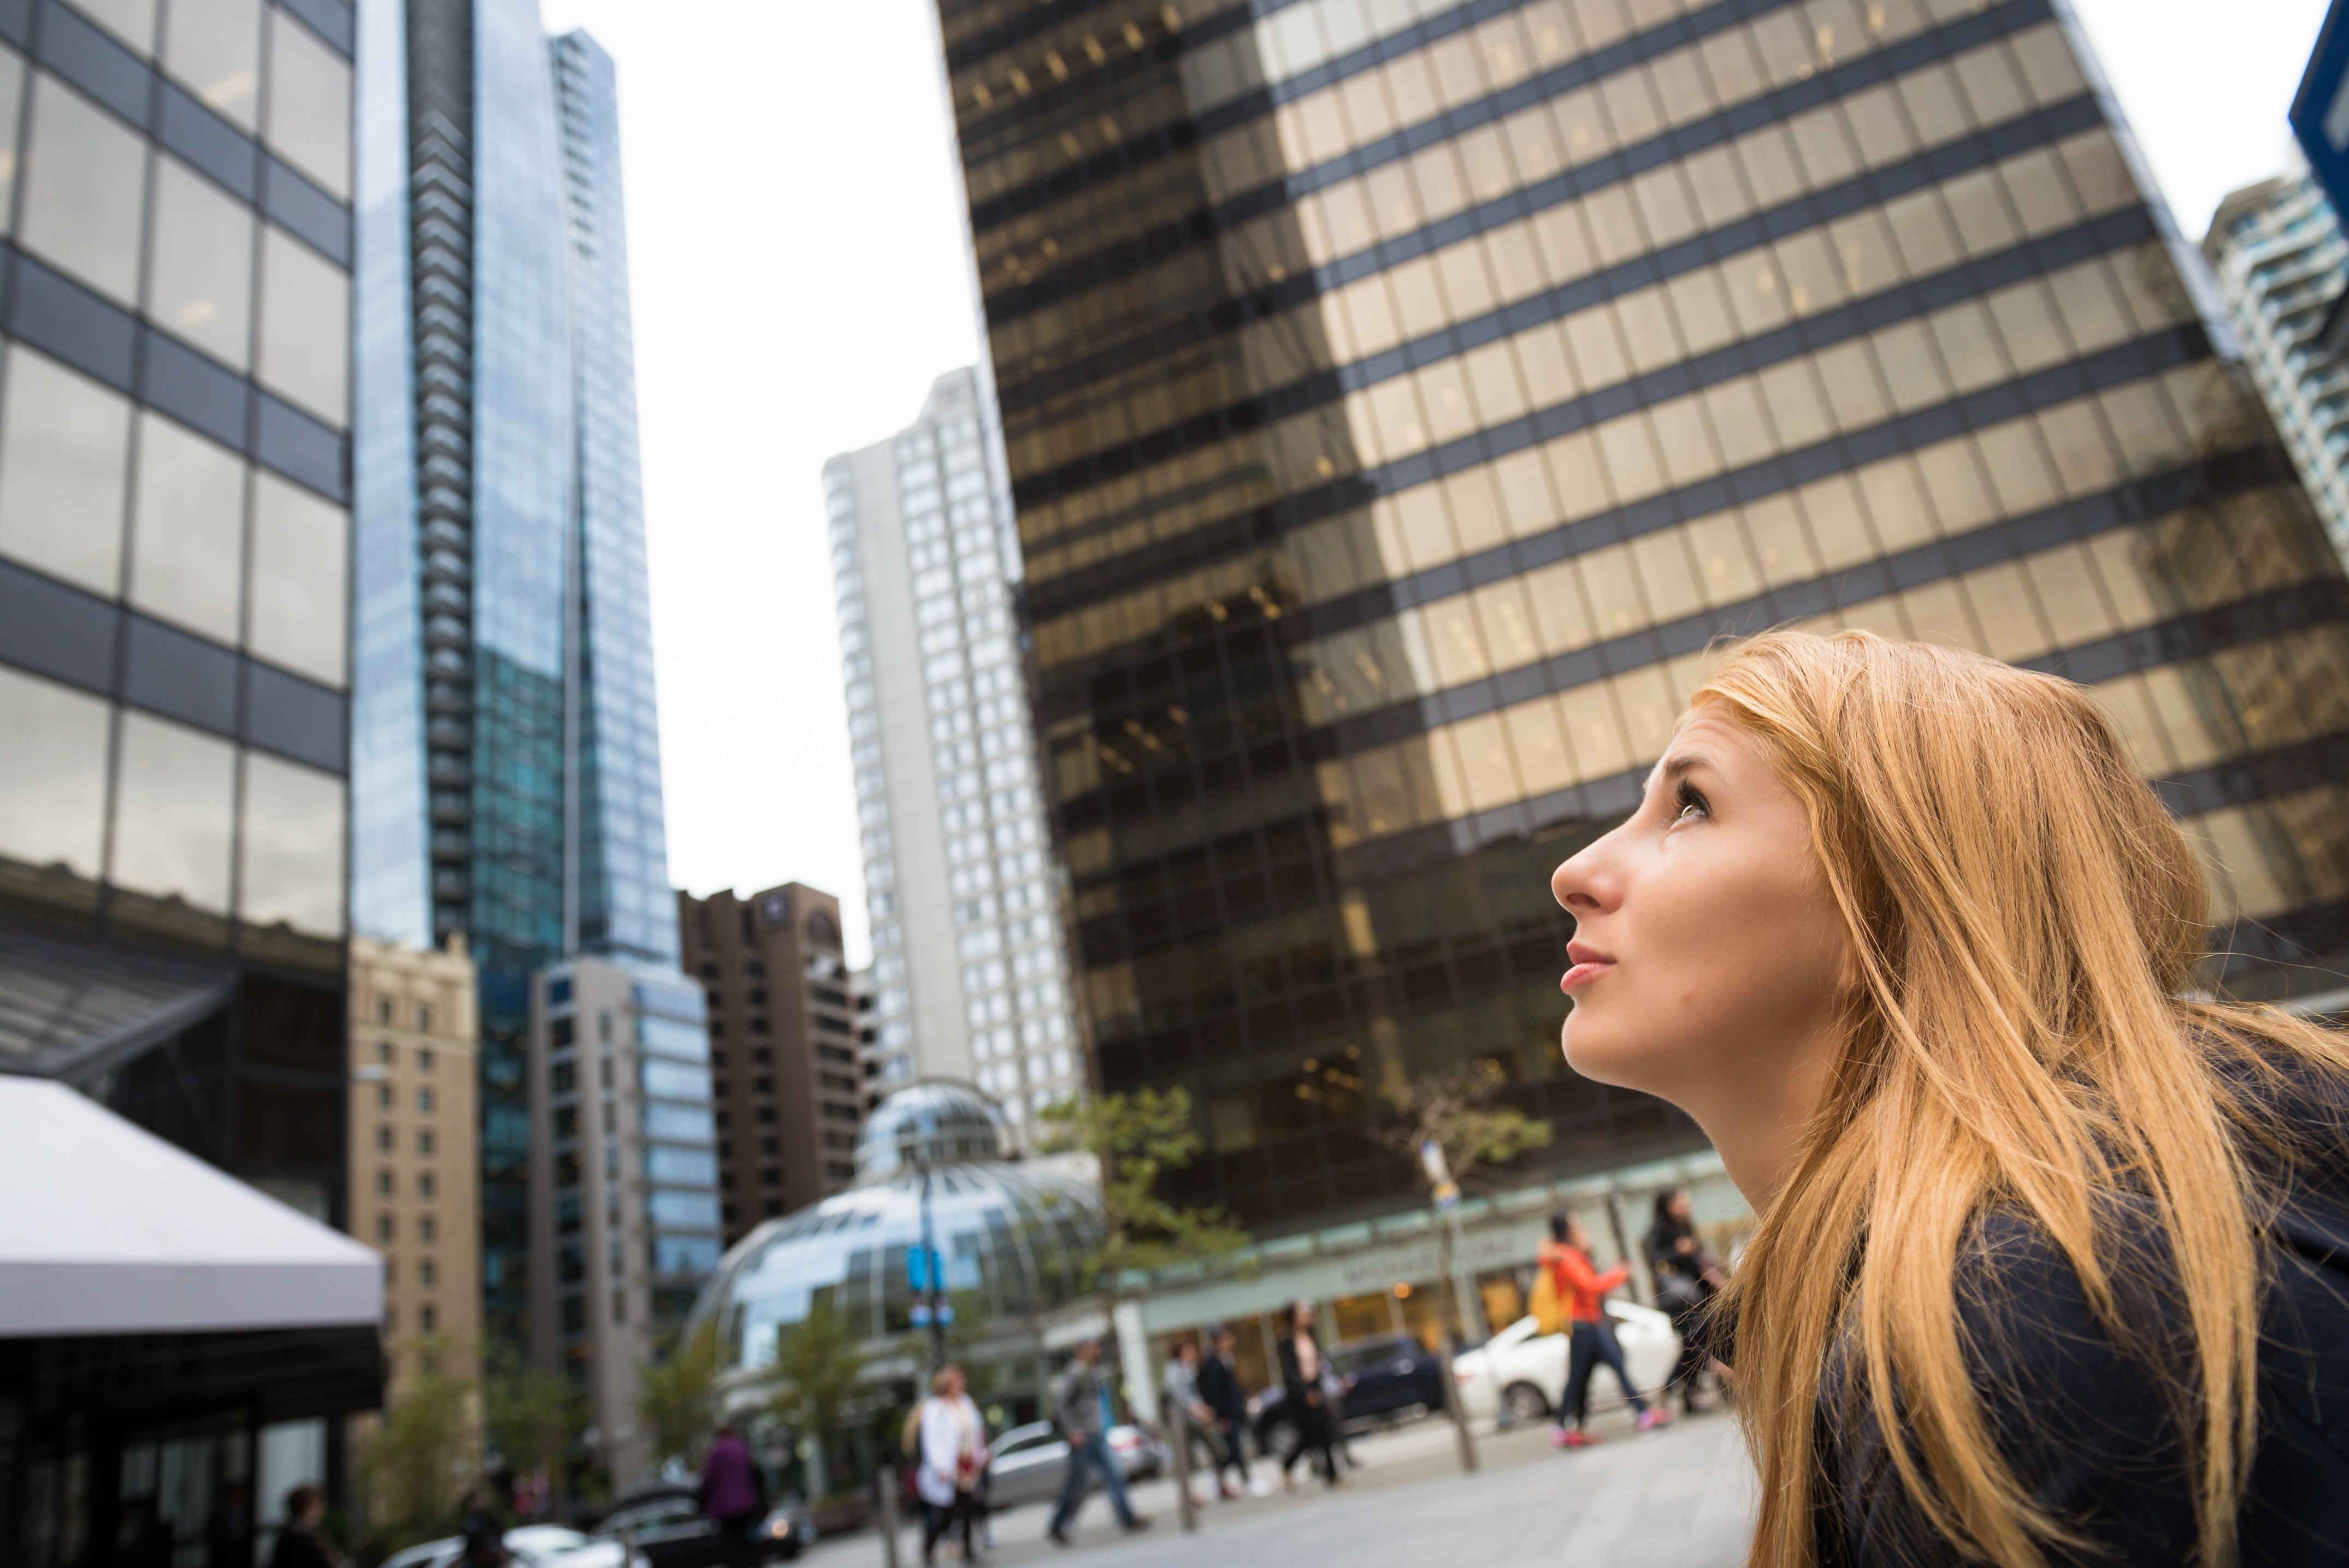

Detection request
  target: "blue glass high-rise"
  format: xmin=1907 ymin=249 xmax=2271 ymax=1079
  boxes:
xmin=353 ymin=0 xmax=703 ymax=1351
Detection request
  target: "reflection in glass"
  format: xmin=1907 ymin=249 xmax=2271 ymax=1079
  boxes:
xmin=258 ymin=227 xmax=350 ymax=424
xmin=111 ymin=711 xmax=236 ymax=914
xmin=0 ymin=346 xmax=131 ymax=595
xmin=264 ymin=9 xmax=350 ymax=199
xmin=147 ymin=157 xmax=254 ymax=368
xmin=131 ymin=412 xmax=246 ymax=643
xmin=0 ymin=665 xmax=110 ymax=883
xmin=72 ymin=0 xmax=155 ymax=56
xmin=239 ymin=751 xmax=345 ymax=937
xmin=247 ymin=471 xmax=348 ymax=685
xmin=161 ymin=0 xmax=262 ymax=129
xmin=20 ymin=74 xmax=147 ymax=305
xmin=0 ymin=50 xmax=24 ymax=238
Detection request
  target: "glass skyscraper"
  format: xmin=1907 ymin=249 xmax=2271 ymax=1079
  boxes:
xmin=0 ymin=0 xmax=357 ymax=1213
xmin=825 ymin=369 xmax=1084 ymax=1136
xmin=941 ymin=0 xmax=2349 ymax=1231
xmin=354 ymin=0 xmax=690 ymax=1350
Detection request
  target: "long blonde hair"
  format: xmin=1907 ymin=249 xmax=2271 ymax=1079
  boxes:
xmin=1693 ymin=630 xmax=2348 ymax=1568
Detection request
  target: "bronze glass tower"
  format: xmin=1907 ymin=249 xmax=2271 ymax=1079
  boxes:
xmin=941 ymin=0 xmax=2349 ymax=1230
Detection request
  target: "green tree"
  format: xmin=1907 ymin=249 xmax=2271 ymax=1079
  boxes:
xmin=1377 ymin=1058 xmax=1553 ymax=1194
xmin=637 ymin=1320 xmax=727 ymax=1474
xmin=485 ymin=1354 xmax=587 ymax=1507
xmin=769 ymin=1300 xmax=873 ymax=1501
xmin=360 ymin=1341 xmax=478 ymax=1540
xmin=1036 ymin=1087 xmax=1250 ymax=1311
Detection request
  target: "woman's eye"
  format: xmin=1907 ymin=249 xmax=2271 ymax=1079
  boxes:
xmin=1673 ymin=783 xmax=1709 ymax=822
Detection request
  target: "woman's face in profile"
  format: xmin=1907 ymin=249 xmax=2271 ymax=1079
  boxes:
xmin=1550 ymin=706 xmax=1847 ymax=1116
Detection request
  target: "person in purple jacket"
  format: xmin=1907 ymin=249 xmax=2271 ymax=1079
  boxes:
xmin=698 ymin=1422 xmax=769 ymax=1568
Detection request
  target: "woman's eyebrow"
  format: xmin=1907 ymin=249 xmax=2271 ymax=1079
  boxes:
xmin=1657 ymin=752 xmax=1715 ymax=783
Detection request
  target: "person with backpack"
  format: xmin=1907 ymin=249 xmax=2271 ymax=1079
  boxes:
xmin=1194 ymin=1324 xmax=1253 ymax=1496
xmin=1542 ymin=1211 xmax=1669 ymax=1448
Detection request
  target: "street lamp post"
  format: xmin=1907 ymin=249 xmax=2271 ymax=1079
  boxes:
xmin=915 ymin=1159 xmax=950 ymax=1370
xmin=1420 ymin=1141 xmax=1480 ymax=1475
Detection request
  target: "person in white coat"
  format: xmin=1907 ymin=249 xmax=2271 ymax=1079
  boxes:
xmin=917 ymin=1365 xmax=986 ymax=1566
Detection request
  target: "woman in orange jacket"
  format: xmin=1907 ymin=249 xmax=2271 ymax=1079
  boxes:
xmin=1539 ymin=1212 xmax=1668 ymax=1448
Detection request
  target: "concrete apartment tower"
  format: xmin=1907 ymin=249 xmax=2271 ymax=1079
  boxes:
xmin=347 ymin=934 xmax=485 ymax=1494
xmin=352 ymin=0 xmax=701 ymax=1359
xmin=825 ymin=369 xmax=1085 ymax=1138
xmin=676 ymin=883 xmax=871 ymax=1246
xmin=524 ymin=958 xmax=719 ymax=1486
xmin=2204 ymin=160 xmax=2349 ymax=563
xmin=940 ymin=0 xmax=2349 ymax=1237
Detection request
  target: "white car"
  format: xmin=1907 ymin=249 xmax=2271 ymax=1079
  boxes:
xmin=1450 ymin=1304 xmax=1681 ymax=1423
xmin=379 ymin=1524 xmax=628 ymax=1568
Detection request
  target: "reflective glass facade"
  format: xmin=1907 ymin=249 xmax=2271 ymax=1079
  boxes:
xmin=0 ymin=0 xmax=355 ymax=1214
xmin=352 ymin=0 xmax=682 ymax=1350
xmin=942 ymin=0 xmax=2349 ymax=1231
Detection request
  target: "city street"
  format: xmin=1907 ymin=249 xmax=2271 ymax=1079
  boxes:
xmin=827 ymin=1409 xmax=1755 ymax=1568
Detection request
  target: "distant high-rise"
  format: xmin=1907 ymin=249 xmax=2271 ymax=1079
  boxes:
xmin=824 ymin=370 xmax=1084 ymax=1136
xmin=676 ymin=881 xmax=870 ymax=1244
xmin=2204 ymin=162 xmax=2349 ymax=561
xmin=940 ymin=0 xmax=2349 ymax=1234
xmin=353 ymin=1 xmax=687 ymax=1350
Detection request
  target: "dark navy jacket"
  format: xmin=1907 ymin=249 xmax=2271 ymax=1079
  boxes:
xmin=1810 ymin=1063 xmax=2349 ymax=1566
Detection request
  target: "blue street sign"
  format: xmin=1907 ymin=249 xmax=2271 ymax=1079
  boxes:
xmin=2293 ymin=0 xmax=2349 ymax=217
xmin=907 ymin=1245 xmax=941 ymax=1292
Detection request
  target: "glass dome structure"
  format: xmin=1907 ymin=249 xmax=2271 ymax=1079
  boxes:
xmin=689 ymin=1080 xmax=1102 ymax=1374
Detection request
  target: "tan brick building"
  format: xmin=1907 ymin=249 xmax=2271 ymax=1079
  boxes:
xmin=349 ymin=935 xmax=484 ymax=1391
xmin=677 ymin=884 xmax=870 ymax=1244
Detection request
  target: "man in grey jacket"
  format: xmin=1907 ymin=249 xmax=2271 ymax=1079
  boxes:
xmin=1047 ymin=1338 xmax=1150 ymax=1546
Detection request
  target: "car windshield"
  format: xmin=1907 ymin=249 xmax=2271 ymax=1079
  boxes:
xmin=1335 ymin=1338 xmax=1410 ymax=1371
xmin=509 ymin=1526 xmax=591 ymax=1551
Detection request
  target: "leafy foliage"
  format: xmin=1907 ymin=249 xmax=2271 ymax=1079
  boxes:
xmin=485 ymin=1353 xmax=587 ymax=1495
xmin=1037 ymin=1087 xmax=1249 ymax=1304
xmin=637 ymin=1319 xmax=728 ymax=1472
xmin=1376 ymin=1059 xmax=1553 ymax=1191
xmin=360 ymin=1341 xmax=478 ymax=1539
xmin=769 ymin=1299 xmax=872 ymax=1438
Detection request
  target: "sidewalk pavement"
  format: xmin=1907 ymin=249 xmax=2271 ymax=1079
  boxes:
xmin=822 ymin=1404 xmax=1756 ymax=1568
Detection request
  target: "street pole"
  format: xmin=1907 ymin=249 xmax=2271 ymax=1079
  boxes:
xmin=1167 ymin=1394 xmax=1198 ymax=1533
xmin=917 ymin=1161 xmax=949 ymax=1370
xmin=1420 ymin=1140 xmax=1480 ymax=1475
xmin=876 ymin=1463 xmax=901 ymax=1568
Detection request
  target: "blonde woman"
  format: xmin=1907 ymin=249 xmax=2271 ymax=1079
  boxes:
xmin=916 ymin=1365 xmax=985 ymax=1566
xmin=1550 ymin=630 xmax=2349 ymax=1566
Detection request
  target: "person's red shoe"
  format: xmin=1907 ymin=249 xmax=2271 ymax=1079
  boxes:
xmin=1637 ymin=1408 xmax=1673 ymax=1432
xmin=1550 ymin=1428 xmax=1602 ymax=1449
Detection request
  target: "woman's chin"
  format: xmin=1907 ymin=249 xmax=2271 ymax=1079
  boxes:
xmin=1561 ymin=1016 xmax=1643 ymax=1090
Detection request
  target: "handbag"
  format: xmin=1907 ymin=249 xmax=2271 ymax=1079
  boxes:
xmin=1528 ymin=1261 xmax=1565 ymax=1335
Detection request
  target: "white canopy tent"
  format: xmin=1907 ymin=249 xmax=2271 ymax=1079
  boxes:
xmin=0 ymin=1076 xmax=382 ymax=1336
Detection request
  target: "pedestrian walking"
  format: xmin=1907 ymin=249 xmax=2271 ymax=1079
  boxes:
xmin=916 ymin=1365 xmax=987 ymax=1566
xmin=265 ymin=1487 xmax=332 ymax=1568
xmin=1542 ymin=1212 xmax=1667 ymax=1448
xmin=456 ymin=1486 xmax=507 ymax=1568
xmin=1195 ymin=1324 xmax=1253 ymax=1496
xmin=1548 ymin=629 xmax=2349 ymax=1561
xmin=1643 ymin=1187 xmax=1729 ymax=1414
xmin=1046 ymin=1338 xmax=1149 ymax=1546
xmin=1162 ymin=1338 xmax=1236 ymax=1500
xmin=697 ymin=1422 xmax=768 ymax=1568
xmin=1274 ymin=1301 xmax=1341 ymax=1488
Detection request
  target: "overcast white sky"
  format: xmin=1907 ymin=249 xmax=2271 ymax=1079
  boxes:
xmin=536 ymin=0 xmax=2334 ymax=968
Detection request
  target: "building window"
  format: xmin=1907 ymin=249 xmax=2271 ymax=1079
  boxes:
xmin=376 ymin=1169 xmax=393 ymax=1197
xmin=382 ymin=1260 xmax=396 ymax=1288
xmin=418 ymin=1215 xmax=436 ymax=1243
xmin=420 ymin=1259 xmax=436 ymax=1287
xmin=760 ymin=1168 xmax=780 ymax=1187
xmin=417 ymin=1172 xmax=435 ymax=1199
xmin=376 ymin=997 xmax=393 ymax=1024
xmin=419 ymin=1304 xmax=436 ymax=1334
xmin=418 ymin=1128 xmax=434 ymax=1155
xmin=417 ymin=1087 xmax=433 ymax=1113
xmin=377 ymin=1040 xmax=393 ymax=1064
xmin=376 ymin=1125 xmax=393 ymax=1152
xmin=764 ymin=1200 xmax=783 ymax=1217
xmin=376 ymin=1214 xmax=393 ymax=1242
xmin=417 ymin=1047 xmax=434 ymax=1071
xmin=377 ymin=1083 xmax=392 ymax=1109
xmin=416 ymin=1005 xmax=433 ymax=1034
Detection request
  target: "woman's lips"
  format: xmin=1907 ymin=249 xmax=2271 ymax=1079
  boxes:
xmin=1561 ymin=942 xmax=1616 ymax=991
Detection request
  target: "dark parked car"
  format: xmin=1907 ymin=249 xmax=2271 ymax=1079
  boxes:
xmin=1248 ymin=1333 xmax=1448 ymax=1460
xmin=592 ymin=1486 xmax=815 ymax=1565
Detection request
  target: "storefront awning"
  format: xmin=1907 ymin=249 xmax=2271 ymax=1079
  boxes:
xmin=0 ymin=1078 xmax=382 ymax=1336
